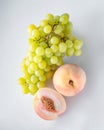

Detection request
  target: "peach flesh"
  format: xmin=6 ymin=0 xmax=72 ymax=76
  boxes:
xmin=53 ymin=64 xmax=86 ymax=96
xmin=33 ymin=88 xmax=66 ymax=120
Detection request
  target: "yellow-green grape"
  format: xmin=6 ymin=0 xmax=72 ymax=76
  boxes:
xmin=64 ymin=22 xmax=72 ymax=34
xmin=54 ymin=15 xmax=60 ymax=24
xmin=36 ymin=46 xmax=45 ymax=56
xmin=34 ymin=55 xmax=42 ymax=63
xmin=35 ymin=69 xmax=44 ymax=77
xmin=29 ymin=62 xmax=38 ymax=71
xmin=45 ymin=48 xmax=53 ymax=57
xmin=37 ymin=81 xmax=45 ymax=88
xmin=40 ymin=20 xmax=48 ymax=27
xmin=28 ymin=44 xmax=38 ymax=52
xmin=28 ymin=84 xmax=38 ymax=95
xmin=31 ymin=29 xmax=40 ymax=40
xmin=66 ymin=40 xmax=73 ymax=48
xmin=50 ymin=36 xmax=59 ymax=44
xmin=59 ymin=42 xmax=67 ymax=53
xmin=39 ymin=75 xmax=46 ymax=81
xmin=50 ymin=56 xmax=58 ymax=64
xmin=22 ymin=85 xmax=29 ymax=94
xmin=45 ymin=14 xmax=54 ymax=20
xmin=66 ymin=48 xmax=74 ymax=56
xmin=38 ymin=61 xmax=47 ymax=69
xmin=69 ymin=35 xmax=76 ymax=42
xmin=31 ymin=75 xmax=38 ymax=84
xmin=74 ymin=49 xmax=82 ymax=56
xmin=55 ymin=51 xmax=62 ymax=57
xmin=56 ymin=57 xmax=64 ymax=66
xmin=25 ymin=58 xmax=30 ymax=66
xmin=54 ymin=24 xmax=63 ymax=34
xmin=59 ymin=13 xmax=69 ymax=24
xmin=18 ymin=77 xmax=26 ymax=86
xmin=28 ymin=24 xmax=36 ymax=36
xmin=43 ymin=25 xmax=52 ymax=34
xmin=73 ymin=39 xmax=83 ymax=49
xmin=40 ymin=41 xmax=48 ymax=48
xmin=44 ymin=65 xmax=51 ymax=72
xmin=51 ymin=45 xmax=59 ymax=53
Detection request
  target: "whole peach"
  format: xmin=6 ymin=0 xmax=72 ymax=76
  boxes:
xmin=53 ymin=64 xmax=86 ymax=96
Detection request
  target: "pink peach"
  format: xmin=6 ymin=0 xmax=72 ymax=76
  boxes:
xmin=33 ymin=88 xmax=66 ymax=120
xmin=53 ymin=64 xmax=86 ymax=96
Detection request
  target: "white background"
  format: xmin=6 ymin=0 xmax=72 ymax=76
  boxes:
xmin=0 ymin=0 xmax=104 ymax=130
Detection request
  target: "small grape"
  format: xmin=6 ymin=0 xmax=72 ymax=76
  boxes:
xmin=28 ymin=24 xmax=36 ymax=36
xmin=18 ymin=77 xmax=25 ymax=86
xmin=34 ymin=55 xmax=42 ymax=63
xmin=51 ymin=45 xmax=58 ymax=53
xmin=54 ymin=24 xmax=63 ymax=34
xmin=59 ymin=13 xmax=69 ymax=24
xmin=29 ymin=84 xmax=38 ymax=94
xmin=22 ymin=85 xmax=29 ymax=94
xmin=45 ymin=14 xmax=54 ymax=20
xmin=59 ymin=42 xmax=67 ymax=53
xmin=38 ymin=61 xmax=47 ymax=69
xmin=39 ymin=75 xmax=46 ymax=81
xmin=73 ymin=39 xmax=83 ymax=49
xmin=66 ymin=40 xmax=73 ymax=48
xmin=31 ymin=75 xmax=38 ymax=83
xmin=50 ymin=36 xmax=59 ymax=44
xmin=37 ymin=81 xmax=45 ymax=88
xmin=36 ymin=46 xmax=45 ymax=56
xmin=74 ymin=49 xmax=82 ymax=56
xmin=35 ymin=69 xmax=44 ymax=77
xmin=31 ymin=29 xmax=40 ymax=40
xmin=66 ymin=48 xmax=74 ymax=56
xmin=45 ymin=48 xmax=53 ymax=57
xmin=50 ymin=56 xmax=58 ymax=64
xmin=40 ymin=20 xmax=48 ymax=27
xmin=44 ymin=25 xmax=52 ymax=34
xmin=29 ymin=62 xmax=38 ymax=71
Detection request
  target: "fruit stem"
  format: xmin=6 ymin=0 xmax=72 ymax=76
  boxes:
xmin=69 ymin=80 xmax=75 ymax=89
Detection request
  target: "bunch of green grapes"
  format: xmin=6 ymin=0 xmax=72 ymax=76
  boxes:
xmin=18 ymin=13 xmax=83 ymax=95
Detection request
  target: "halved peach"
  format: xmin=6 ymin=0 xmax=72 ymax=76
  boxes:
xmin=33 ymin=88 xmax=66 ymax=120
xmin=53 ymin=64 xmax=86 ymax=96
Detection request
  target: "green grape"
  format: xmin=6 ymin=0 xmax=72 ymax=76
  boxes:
xmin=45 ymin=14 xmax=54 ymax=20
xmin=28 ymin=84 xmax=38 ymax=94
xmin=18 ymin=77 xmax=25 ymax=86
xmin=45 ymin=48 xmax=53 ymax=57
xmin=21 ymin=63 xmax=27 ymax=72
xmin=44 ymin=65 xmax=51 ymax=72
xmin=40 ymin=41 xmax=48 ymax=48
xmin=50 ymin=56 xmax=58 ymax=64
xmin=37 ymin=81 xmax=45 ymax=88
xmin=39 ymin=75 xmax=46 ymax=81
xmin=28 ymin=43 xmax=38 ymax=52
xmin=74 ymin=49 xmax=82 ymax=56
xmin=59 ymin=42 xmax=67 ymax=52
xmin=26 ymin=77 xmax=31 ymax=84
xmin=50 ymin=36 xmax=59 ymax=44
xmin=31 ymin=75 xmax=38 ymax=83
xmin=29 ymin=62 xmax=38 ymax=71
xmin=54 ymin=15 xmax=60 ymax=24
xmin=28 ymin=24 xmax=36 ymax=36
xmin=31 ymin=29 xmax=40 ymax=40
xmin=51 ymin=44 xmax=58 ymax=53
xmin=73 ymin=39 xmax=83 ymax=49
xmin=22 ymin=85 xmax=29 ymax=94
xmin=56 ymin=57 xmax=64 ymax=66
xmin=40 ymin=20 xmax=48 ymax=27
xmin=54 ymin=24 xmax=63 ymax=34
xmin=35 ymin=69 xmax=44 ymax=77
xmin=55 ymin=51 xmax=62 ymax=57
xmin=28 ymin=67 xmax=34 ymax=74
xmin=38 ymin=61 xmax=47 ymax=69
xmin=59 ymin=13 xmax=69 ymax=24
xmin=25 ymin=58 xmax=30 ymax=66
xmin=66 ymin=40 xmax=73 ymax=48
xmin=34 ymin=55 xmax=42 ymax=63
xmin=43 ymin=25 xmax=52 ymax=34
xmin=66 ymin=48 xmax=74 ymax=56
xmin=36 ymin=46 xmax=45 ymax=56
